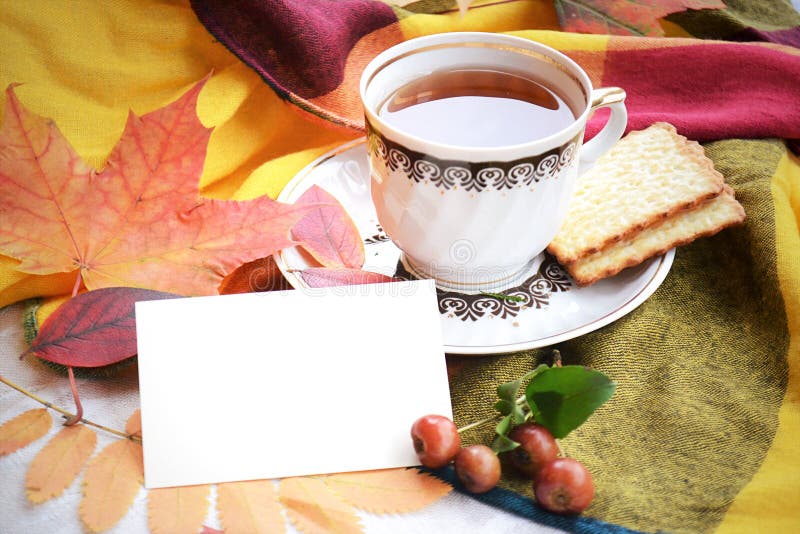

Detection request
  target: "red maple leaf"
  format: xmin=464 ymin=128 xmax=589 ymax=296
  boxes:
xmin=0 ymin=79 xmax=315 ymax=296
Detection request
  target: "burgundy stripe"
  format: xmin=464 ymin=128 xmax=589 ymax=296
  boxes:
xmin=587 ymin=42 xmax=800 ymax=148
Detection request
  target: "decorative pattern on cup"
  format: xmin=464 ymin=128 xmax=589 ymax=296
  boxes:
xmin=393 ymin=255 xmax=572 ymax=321
xmin=366 ymin=126 xmax=581 ymax=193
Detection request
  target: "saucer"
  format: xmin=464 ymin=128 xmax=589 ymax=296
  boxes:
xmin=275 ymin=139 xmax=674 ymax=355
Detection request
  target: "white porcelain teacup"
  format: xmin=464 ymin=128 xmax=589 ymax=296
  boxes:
xmin=360 ymin=32 xmax=627 ymax=293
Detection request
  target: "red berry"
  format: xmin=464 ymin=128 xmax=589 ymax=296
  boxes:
xmin=410 ymin=415 xmax=461 ymax=468
xmin=534 ymin=458 xmax=594 ymax=515
xmin=454 ymin=444 xmax=501 ymax=494
xmin=507 ymin=423 xmax=558 ymax=478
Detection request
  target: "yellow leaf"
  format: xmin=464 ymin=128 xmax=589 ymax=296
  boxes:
xmin=0 ymin=408 xmax=52 ymax=455
xmin=218 ymin=480 xmax=285 ymax=534
xmin=79 ymin=439 xmax=144 ymax=532
xmin=148 ymin=484 xmax=211 ymax=534
xmin=324 ymin=468 xmax=452 ymax=514
xmin=280 ymin=477 xmax=363 ymax=534
xmin=125 ymin=409 xmax=142 ymax=438
xmin=26 ymin=424 xmax=96 ymax=503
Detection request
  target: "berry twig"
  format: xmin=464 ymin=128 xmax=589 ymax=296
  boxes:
xmin=0 ymin=374 xmax=141 ymax=442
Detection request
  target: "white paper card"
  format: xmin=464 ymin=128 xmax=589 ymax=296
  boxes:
xmin=136 ymin=280 xmax=451 ymax=489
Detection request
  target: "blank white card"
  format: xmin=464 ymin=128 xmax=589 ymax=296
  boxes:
xmin=135 ymin=280 xmax=452 ymax=489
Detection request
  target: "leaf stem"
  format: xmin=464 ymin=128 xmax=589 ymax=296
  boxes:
xmin=457 ymin=394 xmax=526 ymax=434
xmin=62 ymin=272 xmax=85 ymax=426
xmin=0 ymin=374 xmax=141 ymax=442
xmin=64 ymin=366 xmax=83 ymax=426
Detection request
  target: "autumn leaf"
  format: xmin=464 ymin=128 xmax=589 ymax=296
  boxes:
xmin=292 ymin=185 xmax=364 ymax=269
xmin=219 ymin=255 xmax=292 ymax=294
xmin=26 ymin=423 xmax=96 ymax=503
xmin=23 ymin=287 xmax=176 ymax=368
xmin=456 ymin=0 xmax=473 ymax=16
xmin=280 ymin=477 xmax=363 ymax=534
xmin=218 ymin=480 xmax=285 ymax=534
xmin=148 ymin=484 xmax=212 ymax=534
xmin=324 ymin=468 xmax=452 ymax=514
xmin=0 ymin=408 xmax=52 ymax=455
xmin=0 ymin=80 xmax=316 ymax=296
xmin=298 ymin=268 xmax=397 ymax=288
xmin=554 ymin=0 xmax=725 ymax=36
xmin=126 ymin=409 xmax=142 ymax=439
xmin=79 ymin=439 xmax=144 ymax=532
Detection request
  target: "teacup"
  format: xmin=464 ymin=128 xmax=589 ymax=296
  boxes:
xmin=359 ymin=32 xmax=627 ymax=293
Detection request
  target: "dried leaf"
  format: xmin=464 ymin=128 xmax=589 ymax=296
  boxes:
xmin=280 ymin=477 xmax=363 ymax=534
xmin=324 ymin=468 xmax=452 ymax=514
xmin=0 ymin=81 xmax=314 ymax=296
xmin=292 ymin=185 xmax=364 ymax=269
xmin=148 ymin=484 xmax=212 ymax=534
xmin=126 ymin=409 xmax=142 ymax=438
xmin=79 ymin=439 xmax=144 ymax=532
xmin=298 ymin=268 xmax=397 ymax=288
xmin=0 ymin=408 xmax=52 ymax=455
xmin=26 ymin=424 xmax=96 ymax=503
xmin=554 ymin=0 xmax=725 ymax=36
xmin=456 ymin=0 xmax=473 ymax=16
xmin=24 ymin=287 xmax=177 ymax=367
xmin=218 ymin=480 xmax=285 ymax=534
xmin=219 ymin=256 xmax=292 ymax=294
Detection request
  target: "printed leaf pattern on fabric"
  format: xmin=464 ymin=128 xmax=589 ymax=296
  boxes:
xmin=147 ymin=484 xmax=212 ymax=534
xmin=0 ymin=408 xmax=52 ymax=455
xmin=280 ymin=477 xmax=363 ymax=534
xmin=0 ymin=81 xmax=314 ymax=296
xmin=324 ymin=468 xmax=453 ymax=514
xmin=79 ymin=439 xmax=144 ymax=532
xmin=554 ymin=0 xmax=725 ymax=36
xmin=26 ymin=424 xmax=96 ymax=503
xmin=217 ymin=480 xmax=285 ymax=534
xmin=292 ymin=185 xmax=365 ymax=269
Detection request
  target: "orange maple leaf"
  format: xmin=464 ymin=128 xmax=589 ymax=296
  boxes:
xmin=0 ymin=408 xmax=52 ymax=455
xmin=0 ymin=80 xmax=315 ymax=296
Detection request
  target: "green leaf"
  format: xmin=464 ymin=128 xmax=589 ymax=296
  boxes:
xmin=496 ymin=379 xmax=522 ymax=403
xmin=495 ymin=414 xmax=513 ymax=436
xmin=491 ymin=434 xmax=520 ymax=454
xmin=494 ymin=399 xmax=514 ymax=416
xmin=525 ymin=366 xmax=615 ymax=439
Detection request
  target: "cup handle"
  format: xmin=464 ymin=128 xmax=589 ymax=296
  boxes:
xmin=579 ymin=87 xmax=627 ymax=171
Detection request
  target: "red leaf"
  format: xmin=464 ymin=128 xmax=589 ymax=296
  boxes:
xmin=25 ymin=287 xmax=177 ymax=367
xmin=292 ymin=185 xmax=365 ymax=269
xmin=0 ymin=80 xmax=314 ymax=296
xmin=554 ymin=0 xmax=725 ymax=36
xmin=298 ymin=268 xmax=398 ymax=288
xmin=218 ymin=256 xmax=292 ymax=294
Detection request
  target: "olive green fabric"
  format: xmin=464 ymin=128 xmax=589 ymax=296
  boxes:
xmin=667 ymin=0 xmax=800 ymax=37
xmin=449 ymin=139 xmax=790 ymax=534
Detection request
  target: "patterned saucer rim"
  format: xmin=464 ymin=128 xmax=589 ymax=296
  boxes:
xmin=275 ymin=139 xmax=675 ymax=355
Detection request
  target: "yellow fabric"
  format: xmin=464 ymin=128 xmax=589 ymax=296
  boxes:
xmin=717 ymin=151 xmax=800 ymax=533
